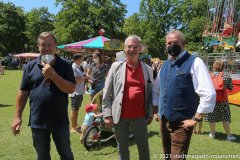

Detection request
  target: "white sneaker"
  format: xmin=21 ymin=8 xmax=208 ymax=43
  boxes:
xmin=209 ymin=133 xmax=215 ymax=139
xmin=226 ymin=135 xmax=236 ymax=141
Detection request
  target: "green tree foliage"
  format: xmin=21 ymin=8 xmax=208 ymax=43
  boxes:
xmin=25 ymin=7 xmax=55 ymax=52
xmin=89 ymin=0 xmax=126 ymax=39
xmin=183 ymin=0 xmax=208 ymax=52
xmin=123 ymin=0 xmax=208 ymax=58
xmin=55 ymin=0 xmax=126 ymax=45
xmin=123 ymin=13 xmax=145 ymax=36
xmin=1 ymin=0 xmax=233 ymax=59
xmin=54 ymin=0 xmax=91 ymax=44
xmin=0 ymin=2 xmax=27 ymax=56
xmin=139 ymin=0 xmax=190 ymax=58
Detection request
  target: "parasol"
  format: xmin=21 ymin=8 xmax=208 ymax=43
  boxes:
xmin=57 ymin=36 xmax=110 ymax=53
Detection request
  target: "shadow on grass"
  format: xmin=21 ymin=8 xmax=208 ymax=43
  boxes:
xmin=128 ymin=131 xmax=159 ymax=147
xmin=0 ymin=104 xmax=12 ymax=108
xmin=206 ymin=132 xmax=240 ymax=143
xmin=87 ymin=131 xmax=140 ymax=151
xmin=86 ymin=130 xmax=160 ymax=152
xmin=192 ymin=131 xmax=209 ymax=136
xmin=148 ymin=131 xmax=160 ymax=138
xmin=231 ymin=105 xmax=240 ymax=108
xmin=85 ymin=138 xmax=117 ymax=152
xmin=84 ymin=131 xmax=117 ymax=152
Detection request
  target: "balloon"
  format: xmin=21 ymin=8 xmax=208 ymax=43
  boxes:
xmin=99 ymin=29 xmax=105 ymax=36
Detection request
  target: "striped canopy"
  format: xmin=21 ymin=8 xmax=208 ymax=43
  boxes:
xmin=57 ymin=36 xmax=110 ymax=52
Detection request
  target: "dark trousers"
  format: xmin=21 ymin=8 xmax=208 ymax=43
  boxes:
xmin=160 ymin=116 xmax=193 ymax=160
xmin=31 ymin=125 xmax=74 ymax=160
xmin=114 ymin=117 xmax=150 ymax=160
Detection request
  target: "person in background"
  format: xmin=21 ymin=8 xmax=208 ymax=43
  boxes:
xmin=205 ymin=59 xmax=236 ymax=141
xmin=11 ymin=32 xmax=75 ymax=160
xmin=152 ymin=59 xmax=161 ymax=121
xmin=0 ymin=58 xmax=4 ymax=75
xmin=236 ymin=32 xmax=240 ymax=52
xmin=102 ymin=35 xmax=153 ymax=160
xmin=80 ymin=56 xmax=89 ymax=93
xmin=84 ymin=56 xmax=92 ymax=94
xmin=87 ymin=50 xmax=109 ymax=100
xmin=0 ymin=59 xmax=4 ymax=74
xmin=81 ymin=56 xmax=88 ymax=73
xmin=152 ymin=30 xmax=216 ymax=160
xmin=70 ymin=54 xmax=88 ymax=133
xmin=152 ymin=60 xmax=161 ymax=80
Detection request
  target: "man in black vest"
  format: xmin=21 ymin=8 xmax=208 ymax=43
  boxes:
xmin=153 ymin=30 xmax=216 ymax=160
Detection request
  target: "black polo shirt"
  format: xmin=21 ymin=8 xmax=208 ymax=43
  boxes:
xmin=20 ymin=55 xmax=75 ymax=129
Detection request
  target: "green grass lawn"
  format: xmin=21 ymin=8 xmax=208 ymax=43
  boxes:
xmin=0 ymin=69 xmax=240 ymax=160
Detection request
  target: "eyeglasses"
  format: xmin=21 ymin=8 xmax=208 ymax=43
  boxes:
xmin=126 ymin=45 xmax=140 ymax=49
xmin=39 ymin=43 xmax=54 ymax=48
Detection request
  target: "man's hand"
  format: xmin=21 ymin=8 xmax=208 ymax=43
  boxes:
xmin=12 ymin=117 xmax=22 ymax=136
xmin=104 ymin=116 xmax=113 ymax=128
xmin=42 ymin=64 xmax=55 ymax=79
xmin=182 ymin=119 xmax=197 ymax=129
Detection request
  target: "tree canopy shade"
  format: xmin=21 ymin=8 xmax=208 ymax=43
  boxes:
xmin=54 ymin=0 xmax=126 ymax=45
xmin=25 ymin=7 xmax=55 ymax=52
xmin=121 ymin=0 xmax=209 ymax=58
xmin=2 ymin=0 xmax=235 ymax=59
xmin=57 ymin=36 xmax=110 ymax=52
xmin=0 ymin=2 xmax=27 ymax=56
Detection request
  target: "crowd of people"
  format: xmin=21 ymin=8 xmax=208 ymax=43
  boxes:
xmin=10 ymin=30 xmax=238 ymax=160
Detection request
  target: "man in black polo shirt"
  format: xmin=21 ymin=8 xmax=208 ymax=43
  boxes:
xmin=11 ymin=32 xmax=76 ymax=160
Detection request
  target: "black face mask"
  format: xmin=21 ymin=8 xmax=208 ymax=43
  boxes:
xmin=167 ymin=44 xmax=182 ymax=57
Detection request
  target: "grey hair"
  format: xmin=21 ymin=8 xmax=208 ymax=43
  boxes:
xmin=166 ymin=29 xmax=185 ymax=43
xmin=124 ymin=35 xmax=142 ymax=46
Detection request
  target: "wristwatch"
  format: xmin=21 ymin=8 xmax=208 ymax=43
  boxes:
xmin=192 ymin=116 xmax=202 ymax=122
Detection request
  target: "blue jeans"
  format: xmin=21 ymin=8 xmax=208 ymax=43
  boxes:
xmin=90 ymin=81 xmax=104 ymax=95
xmin=31 ymin=125 xmax=74 ymax=160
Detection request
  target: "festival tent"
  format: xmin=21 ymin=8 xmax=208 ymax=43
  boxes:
xmin=13 ymin=53 xmax=40 ymax=58
xmin=57 ymin=36 xmax=110 ymax=53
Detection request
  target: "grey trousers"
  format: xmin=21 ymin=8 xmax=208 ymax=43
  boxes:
xmin=113 ymin=117 xmax=150 ymax=160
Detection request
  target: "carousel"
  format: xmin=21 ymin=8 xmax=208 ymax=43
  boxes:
xmin=201 ymin=0 xmax=240 ymax=105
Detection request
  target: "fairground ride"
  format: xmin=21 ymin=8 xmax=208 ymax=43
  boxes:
xmin=202 ymin=0 xmax=240 ymax=51
xmin=201 ymin=0 xmax=240 ymax=105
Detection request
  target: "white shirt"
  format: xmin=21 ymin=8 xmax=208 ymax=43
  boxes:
xmin=152 ymin=51 xmax=216 ymax=114
xmin=80 ymin=61 xmax=88 ymax=73
xmin=69 ymin=63 xmax=85 ymax=96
